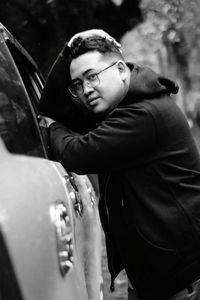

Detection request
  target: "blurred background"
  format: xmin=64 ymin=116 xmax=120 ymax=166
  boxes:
xmin=1 ymin=0 xmax=200 ymax=299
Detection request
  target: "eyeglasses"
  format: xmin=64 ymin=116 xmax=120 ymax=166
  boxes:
xmin=68 ymin=62 xmax=117 ymax=98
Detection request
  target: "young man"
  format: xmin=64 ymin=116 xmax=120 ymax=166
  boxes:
xmin=42 ymin=31 xmax=200 ymax=300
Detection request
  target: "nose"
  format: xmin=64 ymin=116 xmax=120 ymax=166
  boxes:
xmin=83 ymin=81 xmax=94 ymax=95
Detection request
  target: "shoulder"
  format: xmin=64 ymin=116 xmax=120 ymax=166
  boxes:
xmin=102 ymin=102 xmax=157 ymax=135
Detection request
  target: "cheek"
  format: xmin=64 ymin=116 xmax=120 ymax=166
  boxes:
xmin=103 ymin=81 xmax=122 ymax=99
xmin=99 ymin=80 xmax=117 ymax=96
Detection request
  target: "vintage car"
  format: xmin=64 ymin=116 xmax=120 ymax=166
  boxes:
xmin=0 ymin=23 xmax=103 ymax=300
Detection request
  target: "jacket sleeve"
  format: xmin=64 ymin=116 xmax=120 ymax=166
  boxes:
xmin=49 ymin=105 xmax=157 ymax=174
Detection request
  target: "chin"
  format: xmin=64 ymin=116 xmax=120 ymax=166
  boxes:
xmin=88 ymin=102 xmax=110 ymax=116
xmin=91 ymin=106 xmax=105 ymax=116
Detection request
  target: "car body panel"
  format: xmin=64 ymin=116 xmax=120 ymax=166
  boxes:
xmin=55 ymin=164 xmax=102 ymax=300
xmin=0 ymin=140 xmax=88 ymax=300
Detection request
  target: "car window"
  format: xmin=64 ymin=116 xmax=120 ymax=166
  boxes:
xmin=7 ymin=43 xmax=52 ymax=157
xmin=0 ymin=39 xmax=48 ymax=157
xmin=9 ymin=46 xmax=43 ymax=108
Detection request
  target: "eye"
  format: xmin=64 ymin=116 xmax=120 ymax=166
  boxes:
xmin=72 ymin=81 xmax=82 ymax=90
xmin=86 ymin=73 xmax=97 ymax=82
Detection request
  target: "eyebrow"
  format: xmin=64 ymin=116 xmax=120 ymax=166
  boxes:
xmin=71 ymin=67 xmax=98 ymax=83
xmin=82 ymin=68 xmax=98 ymax=77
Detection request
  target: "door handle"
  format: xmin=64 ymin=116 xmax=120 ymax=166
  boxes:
xmin=63 ymin=174 xmax=83 ymax=218
xmin=50 ymin=201 xmax=74 ymax=277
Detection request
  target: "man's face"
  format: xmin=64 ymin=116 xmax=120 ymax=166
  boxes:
xmin=69 ymin=51 xmax=126 ymax=116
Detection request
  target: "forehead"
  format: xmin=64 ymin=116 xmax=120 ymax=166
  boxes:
xmin=70 ymin=51 xmax=110 ymax=80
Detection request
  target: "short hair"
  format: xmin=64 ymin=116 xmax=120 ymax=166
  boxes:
xmin=69 ymin=35 xmax=124 ymax=62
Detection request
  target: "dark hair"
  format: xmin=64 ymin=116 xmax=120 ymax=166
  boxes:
xmin=69 ymin=35 xmax=124 ymax=62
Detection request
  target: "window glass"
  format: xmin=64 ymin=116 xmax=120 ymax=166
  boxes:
xmin=0 ymin=41 xmax=47 ymax=157
xmin=10 ymin=48 xmax=51 ymax=158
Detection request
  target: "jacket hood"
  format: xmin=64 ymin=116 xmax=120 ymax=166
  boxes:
xmin=125 ymin=63 xmax=179 ymax=102
xmin=39 ymin=43 xmax=97 ymax=134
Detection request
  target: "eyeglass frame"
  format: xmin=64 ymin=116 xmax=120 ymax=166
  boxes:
xmin=68 ymin=61 xmax=118 ymax=98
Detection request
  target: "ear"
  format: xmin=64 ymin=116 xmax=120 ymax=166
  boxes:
xmin=116 ymin=60 xmax=127 ymax=81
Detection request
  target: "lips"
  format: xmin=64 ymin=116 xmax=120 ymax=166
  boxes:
xmin=88 ymin=97 xmax=99 ymax=104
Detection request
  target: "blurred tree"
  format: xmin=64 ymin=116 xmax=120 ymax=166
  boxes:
xmin=122 ymin=0 xmax=200 ymax=117
xmin=0 ymin=0 xmax=142 ymax=76
xmin=123 ymin=0 xmax=200 ymax=148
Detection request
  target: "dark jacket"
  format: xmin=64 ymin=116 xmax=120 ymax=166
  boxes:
xmin=47 ymin=64 xmax=200 ymax=300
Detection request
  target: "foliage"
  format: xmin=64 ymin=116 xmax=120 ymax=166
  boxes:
xmin=0 ymin=0 xmax=142 ymax=76
xmin=131 ymin=0 xmax=200 ymax=144
xmin=122 ymin=0 xmax=200 ymax=120
xmin=140 ymin=0 xmax=200 ymax=83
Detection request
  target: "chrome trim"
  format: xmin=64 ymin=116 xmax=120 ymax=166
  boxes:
xmin=49 ymin=201 xmax=74 ymax=277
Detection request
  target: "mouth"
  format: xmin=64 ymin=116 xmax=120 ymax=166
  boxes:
xmin=88 ymin=97 xmax=99 ymax=105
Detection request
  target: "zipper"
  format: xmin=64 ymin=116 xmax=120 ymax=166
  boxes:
xmin=102 ymin=173 xmax=119 ymax=291
xmin=103 ymin=173 xmax=111 ymax=226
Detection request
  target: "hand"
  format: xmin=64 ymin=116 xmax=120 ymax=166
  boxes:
xmin=39 ymin=116 xmax=56 ymax=128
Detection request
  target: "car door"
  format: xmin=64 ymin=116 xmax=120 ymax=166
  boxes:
xmin=0 ymin=23 xmax=102 ymax=300
xmin=0 ymin=139 xmax=89 ymax=300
